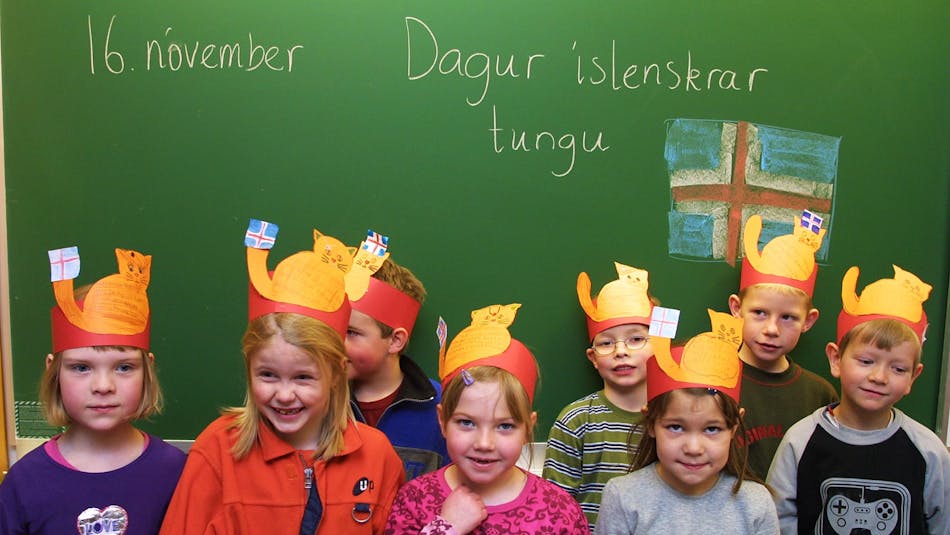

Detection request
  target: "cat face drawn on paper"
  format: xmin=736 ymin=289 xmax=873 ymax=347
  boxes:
xmin=315 ymin=230 xmax=354 ymax=273
xmin=345 ymin=248 xmax=390 ymax=301
xmin=470 ymin=303 xmax=521 ymax=327
xmin=52 ymin=249 xmax=151 ymax=335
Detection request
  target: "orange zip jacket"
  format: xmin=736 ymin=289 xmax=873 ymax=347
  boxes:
xmin=159 ymin=415 xmax=404 ymax=534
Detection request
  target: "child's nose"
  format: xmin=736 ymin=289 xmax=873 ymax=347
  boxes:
xmin=762 ymin=316 xmax=780 ymax=335
xmin=868 ymin=364 xmax=888 ymax=384
xmin=91 ymin=371 xmax=115 ymax=393
xmin=474 ymin=428 xmax=494 ymax=450
xmin=682 ymin=434 xmax=704 ymax=454
xmin=275 ymin=384 xmax=296 ymax=402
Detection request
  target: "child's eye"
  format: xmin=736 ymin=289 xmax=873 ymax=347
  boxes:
xmin=498 ymin=422 xmax=517 ymax=431
xmin=455 ymin=418 xmax=474 ymax=428
xmin=665 ymin=424 xmax=683 ymax=432
xmin=69 ymin=363 xmax=90 ymax=373
xmin=704 ymin=426 xmax=723 ymax=434
xmin=892 ymin=366 xmax=908 ymax=375
xmin=116 ymin=363 xmax=135 ymax=373
xmin=345 ymin=329 xmax=360 ymax=338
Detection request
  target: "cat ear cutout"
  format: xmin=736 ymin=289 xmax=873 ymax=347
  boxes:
xmin=577 ymin=262 xmax=654 ymax=340
xmin=49 ymin=246 xmax=152 ymax=353
xmin=739 ymin=212 xmax=824 ymax=297
xmin=646 ymin=309 xmax=743 ymax=403
xmin=836 ymin=265 xmax=931 ymax=345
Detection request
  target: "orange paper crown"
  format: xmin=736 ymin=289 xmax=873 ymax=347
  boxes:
xmin=345 ymin=231 xmax=421 ymax=337
xmin=49 ymin=247 xmax=152 ymax=353
xmin=438 ymin=304 xmax=539 ymax=403
xmin=245 ymin=219 xmax=352 ymax=338
xmin=740 ymin=214 xmax=825 ymax=297
xmin=577 ymin=262 xmax=654 ymax=340
xmin=647 ymin=310 xmax=744 ymax=402
xmin=836 ymin=265 xmax=931 ymax=344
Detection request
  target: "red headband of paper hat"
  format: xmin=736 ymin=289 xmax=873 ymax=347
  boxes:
xmin=647 ymin=309 xmax=743 ymax=403
xmin=438 ymin=304 xmax=539 ymax=403
xmin=739 ymin=214 xmax=825 ymax=297
xmin=48 ymin=247 xmax=152 ymax=353
xmin=577 ymin=262 xmax=654 ymax=340
xmin=836 ymin=265 xmax=931 ymax=345
xmin=351 ymin=277 xmax=421 ymax=337
xmin=244 ymin=219 xmax=352 ymax=339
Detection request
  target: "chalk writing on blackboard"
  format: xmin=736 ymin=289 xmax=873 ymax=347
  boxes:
xmin=87 ymin=16 xmax=304 ymax=75
xmin=406 ymin=17 xmax=770 ymax=178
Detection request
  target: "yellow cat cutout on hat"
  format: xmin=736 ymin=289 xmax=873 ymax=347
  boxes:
xmin=439 ymin=303 xmax=520 ymax=377
xmin=577 ymin=262 xmax=651 ymax=321
xmin=247 ymin=229 xmax=354 ymax=312
xmin=742 ymin=214 xmax=825 ymax=287
xmin=438 ymin=303 xmax=539 ymax=403
xmin=837 ymin=265 xmax=931 ymax=343
xmin=577 ymin=262 xmax=653 ymax=339
xmin=53 ymin=248 xmax=151 ymax=335
xmin=648 ymin=309 xmax=743 ymax=402
xmin=345 ymin=247 xmax=390 ymax=302
xmin=841 ymin=265 xmax=930 ymax=322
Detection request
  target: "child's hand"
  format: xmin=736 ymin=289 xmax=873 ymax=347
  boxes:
xmin=439 ymin=485 xmax=487 ymax=534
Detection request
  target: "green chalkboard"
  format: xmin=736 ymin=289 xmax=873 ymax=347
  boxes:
xmin=2 ymin=1 xmax=948 ymax=441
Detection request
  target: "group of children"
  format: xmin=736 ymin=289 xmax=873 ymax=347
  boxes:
xmin=0 ymin=211 xmax=947 ymax=534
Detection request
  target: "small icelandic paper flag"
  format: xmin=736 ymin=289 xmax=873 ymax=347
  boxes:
xmin=361 ymin=230 xmax=389 ymax=257
xmin=49 ymin=247 xmax=80 ymax=282
xmin=245 ymin=219 xmax=279 ymax=249
xmin=436 ymin=316 xmax=447 ymax=349
xmin=800 ymin=209 xmax=823 ymax=235
xmin=649 ymin=307 xmax=680 ymax=338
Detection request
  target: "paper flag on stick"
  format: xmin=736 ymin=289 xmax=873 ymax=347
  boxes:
xmin=245 ymin=218 xmax=279 ymax=249
xmin=800 ymin=209 xmax=823 ymax=235
xmin=436 ymin=316 xmax=447 ymax=348
xmin=49 ymin=247 xmax=80 ymax=282
xmin=361 ymin=230 xmax=389 ymax=257
xmin=649 ymin=307 xmax=680 ymax=338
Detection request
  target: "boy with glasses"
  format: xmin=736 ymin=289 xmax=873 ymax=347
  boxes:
xmin=543 ymin=262 xmax=658 ymax=531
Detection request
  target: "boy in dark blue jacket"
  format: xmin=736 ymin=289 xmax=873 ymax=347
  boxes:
xmin=344 ymin=240 xmax=447 ymax=480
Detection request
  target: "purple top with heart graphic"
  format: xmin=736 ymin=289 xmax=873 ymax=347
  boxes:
xmin=0 ymin=434 xmax=185 ymax=534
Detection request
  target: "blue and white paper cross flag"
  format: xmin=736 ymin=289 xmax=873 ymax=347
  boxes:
xmin=649 ymin=307 xmax=680 ymax=339
xmin=245 ymin=219 xmax=279 ymax=249
xmin=361 ymin=230 xmax=389 ymax=257
xmin=800 ymin=209 xmax=823 ymax=235
xmin=49 ymin=246 xmax=81 ymax=282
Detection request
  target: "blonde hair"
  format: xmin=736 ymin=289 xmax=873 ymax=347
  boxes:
xmin=738 ymin=282 xmax=813 ymax=310
xmin=225 ymin=313 xmax=353 ymax=460
xmin=370 ymin=256 xmax=426 ymax=338
xmin=839 ymin=318 xmax=922 ymax=364
xmin=632 ymin=388 xmax=764 ymax=495
xmin=440 ymin=365 xmax=536 ymax=443
xmin=40 ymin=346 xmax=163 ymax=427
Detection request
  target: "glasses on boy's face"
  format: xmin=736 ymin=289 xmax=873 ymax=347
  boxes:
xmin=591 ymin=335 xmax=649 ymax=356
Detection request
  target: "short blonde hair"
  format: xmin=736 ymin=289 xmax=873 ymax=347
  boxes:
xmin=40 ymin=347 xmax=163 ymax=427
xmin=839 ymin=318 xmax=923 ymax=364
xmin=738 ymin=283 xmax=813 ymax=310
xmin=226 ymin=313 xmax=353 ymax=460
